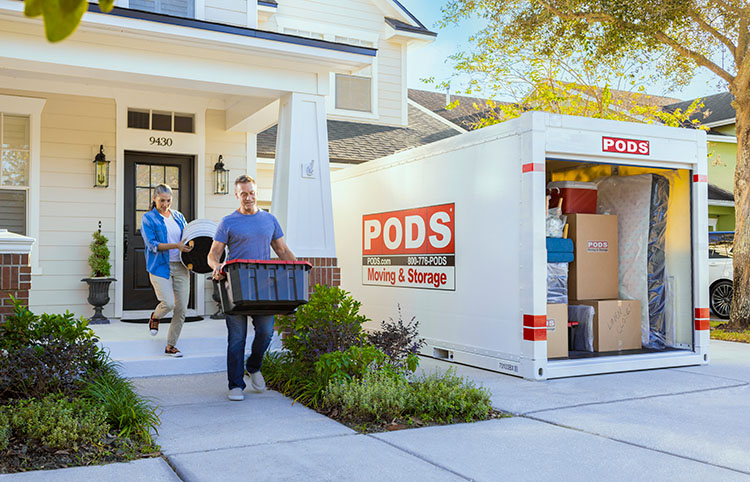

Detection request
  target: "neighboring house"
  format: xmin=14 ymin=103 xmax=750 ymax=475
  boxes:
xmin=664 ymin=92 xmax=737 ymax=231
xmin=0 ymin=0 xmax=436 ymax=320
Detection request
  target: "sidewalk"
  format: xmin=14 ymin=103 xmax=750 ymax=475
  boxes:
xmin=2 ymin=339 xmax=749 ymax=481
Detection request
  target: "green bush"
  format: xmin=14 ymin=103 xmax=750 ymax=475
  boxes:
xmin=409 ymin=369 xmax=492 ymax=423
xmin=88 ymin=227 xmax=112 ymax=277
xmin=368 ymin=305 xmax=425 ymax=368
xmin=81 ymin=362 xmax=160 ymax=446
xmin=9 ymin=394 xmax=109 ymax=451
xmin=0 ymin=408 xmax=9 ymax=452
xmin=276 ymin=285 xmax=368 ymax=363
xmin=314 ymin=344 xmax=387 ymax=385
xmin=323 ymin=370 xmax=412 ymax=424
xmin=0 ymin=298 xmax=94 ymax=351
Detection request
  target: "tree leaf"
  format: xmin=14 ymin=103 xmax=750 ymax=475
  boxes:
xmin=24 ymin=0 xmax=43 ymax=18
xmin=41 ymin=0 xmax=87 ymax=42
xmin=98 ymin=0 xmax=115 ymax=13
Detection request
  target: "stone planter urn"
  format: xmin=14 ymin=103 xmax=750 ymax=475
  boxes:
xmin=81 ymin=277 xmax=116 ymax=324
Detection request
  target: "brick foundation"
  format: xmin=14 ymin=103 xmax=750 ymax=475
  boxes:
xmin=0 ymin=253 xmax=31 ymax=325
xmin=298 ymin=257 xmax=340 ymax=296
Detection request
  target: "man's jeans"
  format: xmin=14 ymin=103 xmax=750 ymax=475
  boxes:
xmin=225 ymin=313 xmax=274 ymax=390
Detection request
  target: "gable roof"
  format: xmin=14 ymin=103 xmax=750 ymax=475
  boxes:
xmin=708 ymin=183 xmax=734 ymax=202
xmin=384 ymin=17 xmax=436 ymax=37
xmin=257 ymin=104 xmax=460 ymax=163
xmin=663 ymin=92 xmax=735 ymax=126
xmin=408 ymin=89 xmax=507 ymax=131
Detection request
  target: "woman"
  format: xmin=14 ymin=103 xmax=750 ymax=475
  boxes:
xmin=141 ymin=183 xmax=193 ymax=357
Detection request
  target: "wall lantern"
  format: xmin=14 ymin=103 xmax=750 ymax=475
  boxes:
xmin=93 ymin=145 xmax=110 ymax=188
xmin=214 ymin=155 xmax=229 ymax=195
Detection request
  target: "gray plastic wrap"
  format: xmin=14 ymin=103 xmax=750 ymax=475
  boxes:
xmin=547 ymin=263 xmax=568 ymax=304
xmin=645 ymin=174 xmax=669 ymax=349
xmin=569 ymin=304 xmax=594 ymax=352
xmin=546 ymin=207 xmax=566 ymax=238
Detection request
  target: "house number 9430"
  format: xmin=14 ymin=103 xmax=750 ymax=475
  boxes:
xmin=149 ymin=136 xmax=173 ymax=147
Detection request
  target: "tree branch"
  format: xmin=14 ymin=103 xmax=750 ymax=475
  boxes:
xmin=688 ymin=11 xmax=736 ymax=59
xmin=737 ymin=10 xmax=749 ymax=67
xmin=653 ymin=31 xmax=735 ymax=84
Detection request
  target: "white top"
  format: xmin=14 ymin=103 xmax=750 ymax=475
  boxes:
xmin=161 ymin=212 xmax=182 ymax=262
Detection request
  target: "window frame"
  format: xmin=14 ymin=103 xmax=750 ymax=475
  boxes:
xmin=0 ymin=95 xmax=46 ymax=274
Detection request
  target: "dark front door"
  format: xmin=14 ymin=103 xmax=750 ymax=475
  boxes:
xmin=123 ymin=152 xmax=194 ymax=311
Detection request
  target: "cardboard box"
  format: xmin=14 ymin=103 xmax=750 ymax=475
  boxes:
xmin=579 ymin=300 xmax=641 ymax=352
xmin=567 ymin=214 xmax=618 ymax=301
xmin=546 ymin=303 xmax=568 ymax=358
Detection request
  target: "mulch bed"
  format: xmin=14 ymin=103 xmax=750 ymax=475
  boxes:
xmin=0 ymin=436 xmax=161 ymax=474
xmin=710 ymin=322 xmax=750 ymax=344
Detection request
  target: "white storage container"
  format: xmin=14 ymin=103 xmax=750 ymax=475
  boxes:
xmin=331 ymin=112 xmax=709 ymax=380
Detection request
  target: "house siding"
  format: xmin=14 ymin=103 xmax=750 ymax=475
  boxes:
xmin=204 ymin=0 xmax=248 ymax=26
xmin=708 ymin=141 xmax=737 ymax=193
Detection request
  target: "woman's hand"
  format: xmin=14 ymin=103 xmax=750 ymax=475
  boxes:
xmin=176 ymin=240 xmax=193 ymax=253
xmin=212 ymin=263 xmax=225 ymax=281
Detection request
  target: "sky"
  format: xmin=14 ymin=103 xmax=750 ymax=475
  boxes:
xmin=398 ymin=0 xmax=728 ymax=102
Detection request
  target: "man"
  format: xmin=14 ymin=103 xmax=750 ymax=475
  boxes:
xmin=208 ymin=174 xmax=296 ymax=401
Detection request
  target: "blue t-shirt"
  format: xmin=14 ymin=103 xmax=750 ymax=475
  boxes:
xmin=214 ymin=209 xmax=284 ymax=261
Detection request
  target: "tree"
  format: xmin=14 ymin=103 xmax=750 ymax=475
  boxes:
xmin=24 ymin=0 xmax=113 ymax=42
xmin=441 ymin=0 xmax=750 ymax=330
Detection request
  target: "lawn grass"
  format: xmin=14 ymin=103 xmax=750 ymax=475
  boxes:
xmin=710 ymin=321 xmax=750 ymax=343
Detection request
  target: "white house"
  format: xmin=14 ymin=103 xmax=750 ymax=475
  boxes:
xmin=0 ymin=0 xmax=435 ymax=321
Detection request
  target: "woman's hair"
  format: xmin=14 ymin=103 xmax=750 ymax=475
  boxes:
xmin=151 ymin=183 xmax=173 ymax=210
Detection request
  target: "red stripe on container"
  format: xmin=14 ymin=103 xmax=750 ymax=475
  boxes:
xmin=695 ymin=308 xmax=710 ymax=319
xmin=224 ymin=259 xmax=313 ymax=268
xmin=693 ymin=174 xmax=708 ymax=183
xmin=523 ymin=314 xmax=547 ymax=328
xmin=522 ymin=163 xmax=545 ymax=173
xmin=523 ymin=327 xmax=547 ymax=341
xmin=695 ymin=319 xmax=710 ymax=331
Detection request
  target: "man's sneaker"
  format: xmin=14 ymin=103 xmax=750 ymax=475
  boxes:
xmin=148 ymin=312 xmax=159 ymax=336
xmin=165 ymin=345 xmax=183 ymax=357
xmin=227 ymin=387 xmax=244 ymax=401
xmin=249 ymin=370 xmax=265 ymax=393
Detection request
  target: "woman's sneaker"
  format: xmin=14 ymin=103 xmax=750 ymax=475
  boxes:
xmin=227 ymin=388 xmax=244 ymax=401
xmin=165 ymin=345 xmax=183 ymax=357
xmin=149 ymin=312 xmax=159 ymax=336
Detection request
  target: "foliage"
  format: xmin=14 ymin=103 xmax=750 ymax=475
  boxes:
xmin=88 ymin=227 xmax=112 ymax=278
xmin=368 ymin=305 xmax=425 ymax=369
xmin=315 ymin=344 xmax=389 ymax=385
xmin=410 ymin=370 xmax=493 ymax=424
xmin=23 ymin=0 xmax=114 ymax=42
xmin=262 ymin=351 xmax=329 ymax=408
xmin=0 ymin=409 xmax=9 ymax=452
xmin=0 ymin=297 xmax=94 ymax=351
xmin=81 ymin=360 xmax=161 ymax=446
xmin=711 ymin=321 xmax=750 ymax=344
xmin=276 ymin=285 xmax=368 ymax=363
xmin=323 ymin=370 xmax=412 ymax=424
xmin=8 ymin=394 xmax=109 ymax=451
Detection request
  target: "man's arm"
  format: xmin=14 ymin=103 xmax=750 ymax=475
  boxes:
xmin=271 ymin=237 xmax=296 ymax=261
xmin=208 ymin=240 xmax=227 ymax=280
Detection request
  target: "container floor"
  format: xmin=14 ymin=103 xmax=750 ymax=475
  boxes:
xmin=556 ymin=346 xmax=690 ymax=360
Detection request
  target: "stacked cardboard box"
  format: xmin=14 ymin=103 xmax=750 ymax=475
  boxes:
xmin=567 ymin=214 xmax=641 ymax=352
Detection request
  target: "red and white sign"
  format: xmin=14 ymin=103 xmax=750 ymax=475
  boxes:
xmin=362 ymin=203 xmax=455 ymax=290
xmin=587 ymin=240 xmax=609 ymax=253
xmin=602 ymin=136 xmax=649 ymax=155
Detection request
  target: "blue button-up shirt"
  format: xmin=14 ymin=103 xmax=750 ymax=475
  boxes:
xmin=140 ymin=208 xmax=187 ymax=279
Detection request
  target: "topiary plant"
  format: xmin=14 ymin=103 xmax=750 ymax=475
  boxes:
xmin=88 ymin=221 xmax=111 ymax=277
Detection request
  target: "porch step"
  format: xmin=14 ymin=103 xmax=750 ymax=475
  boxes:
xmin=92 ymin=318 xmax=282 ymax=378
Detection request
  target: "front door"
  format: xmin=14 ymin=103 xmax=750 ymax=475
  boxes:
xmin=123 ymin=152 xmax=194 ymax=311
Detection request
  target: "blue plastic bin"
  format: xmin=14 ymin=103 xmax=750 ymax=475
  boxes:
xmin=217 ymin=259 xmax=312 ymax=315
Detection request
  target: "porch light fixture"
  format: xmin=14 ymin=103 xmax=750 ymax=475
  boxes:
xmin=214 ymin=155 xmax=229 ymax=195
xmin=93 ymin=145 xmax=110 ymax=188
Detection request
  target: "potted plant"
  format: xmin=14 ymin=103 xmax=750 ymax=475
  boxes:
xmin=81 ymin=221 xmax=116 ymax=324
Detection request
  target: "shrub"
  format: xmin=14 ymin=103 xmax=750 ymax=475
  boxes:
xmin=0 ymin=338 xmax=101 ymax=401
xmin=262 ymin=351 xmax=329 ymax=408
xmin=0 ymin=298 xmax=95 ymax=351
xmin=323 ymin=370 xmax=412 ymax=424
xmin=0 ymin=408 xmax=9 ymax=452
xmin=81 ymin=362 xmax=161 ymax=446
xmin=88 ymin=226 xmax=112 ymax=277
xmin=409 ymin=369 xmax=492 ymax=423
xmin=314 ymin=344 xmax=388 ymax=385
xmin=276 ymin=285 xmax=368 ymax=363
xmin=368 ymin=305 xmax=425 ymax=369
xmin=9 ymin=394 xmax=109 ymax=451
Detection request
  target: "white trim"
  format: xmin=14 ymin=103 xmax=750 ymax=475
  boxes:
xmin=274 ymin=16 xmax=379 ymax=46
xmin=708 ymin=218 xmax=718 ymax=231
xmin=114 ymin=91 xmax=209 ymax=319
xmin=703 ymin=118 xmax=735 ymax=128
xmin=246 ymin=0 xmax=258 ymax=28
xmin=707 ymin=134 xmax=737 ymax=143
xmin=327 ymin=57 xmax=380 ymax=120
xmin=0 ymin=229 xmax=34 ymax=254
xmin=0 ymin=94 xmax=46 ymax=274
xmin=400 ymin=43 xmax=408 ymax=126
xmin=708 ymin=200 xmax=735 ymax=207
xmin=407 ymin=98 xmax=467 ymax=133
xmin=194 ymin=0 xmax=205 ymax=20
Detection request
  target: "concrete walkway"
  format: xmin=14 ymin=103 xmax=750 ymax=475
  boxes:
xmin=2 ymin=339 xmax=749 ymax=481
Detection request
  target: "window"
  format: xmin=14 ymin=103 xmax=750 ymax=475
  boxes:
xmin=129 ymin=0 xmax=194 ymax=18
xmin=127 ymin=109 xmax=195 ymax=133
xmin=335 ymin=69 xmax=373 ymax=113
xmin=0 ymin=113 xmax=30 ymax=235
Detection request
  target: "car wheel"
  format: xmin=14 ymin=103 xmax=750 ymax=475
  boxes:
xmin=710 ymin=280 xmax=733 ymax=320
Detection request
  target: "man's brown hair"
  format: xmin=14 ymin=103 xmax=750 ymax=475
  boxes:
xmin=234 ymin=174 xmax=257 ymax=190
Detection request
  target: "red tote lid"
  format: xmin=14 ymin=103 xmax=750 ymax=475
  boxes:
xmin=220 ymin=259 xmax=313 ymax=274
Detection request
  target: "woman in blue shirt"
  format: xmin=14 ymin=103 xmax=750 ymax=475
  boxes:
xmin=140 ymin=183 xmax=193 ymax=357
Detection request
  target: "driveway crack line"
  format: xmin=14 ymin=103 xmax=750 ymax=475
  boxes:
xmin=366 ymin=434 xmax=474 ymax=481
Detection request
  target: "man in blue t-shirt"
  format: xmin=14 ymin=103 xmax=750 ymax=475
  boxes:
xmin=208 ymin=174 xmax=296 ymax=402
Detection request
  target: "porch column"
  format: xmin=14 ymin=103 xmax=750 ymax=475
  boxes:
xmin=0 ymin=230 xmax=34 ymax=325
xmin=271 ymin=92 xmax=339 ymax=290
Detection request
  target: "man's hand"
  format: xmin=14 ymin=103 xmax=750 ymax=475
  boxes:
xmin=212 ymin=263 xmax=225 ymax=281
xmin=208 ymin=240 xmax=227 ymax=280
